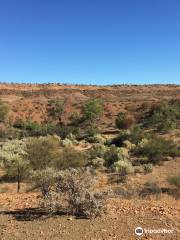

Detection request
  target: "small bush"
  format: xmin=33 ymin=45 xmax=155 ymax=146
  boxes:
xmin=0 ymin=100 xmax=9 ymax=123
xmin=143 ymin=163 xmax=153 ymax=174
xmin=83 ymin=98 xmax=103 ymax=121
xmin=137 ymin=135 xmax=178 ymax=164
xmin=0 ymin=139 xmax=30 ymax=192
xmin=111 ymin=126 xmax=144 ymax=147
xmin=47 ymin=99 xmax=65 ymax=122
xmin=115 ymin=112 xmax=134 ymax=130
xmin=113 ymin=160 xmax=133 ymax=176
xmin=104 ymin=146 xmax=129 ymax=168
xmin=90 ymin=157 xmax=106 ymax=170
xmin=168 ymin=175 xmax=180 ymax=188
xmin=143 ymin=102 xmax=180 ymax=132
xmin=139 ymin=182 xmax=162 ymax=198
xmin=88 ymin=144 xmax=107 ymax=159
xmin=86 ymin=134 xmax=106 ymax=144
xmin=122 ymin=140 xmax=136 ymax=150
xmin=55 ymin=147 xmax=87 ymax=170
xmin=32 ymin=168 xmax=106 ymax=218
xmin=26 ymin=135 xmax=60 ymax=170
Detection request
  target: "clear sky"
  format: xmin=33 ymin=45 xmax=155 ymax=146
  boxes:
xmin=0 ymin=0 xmax=179 ymax=85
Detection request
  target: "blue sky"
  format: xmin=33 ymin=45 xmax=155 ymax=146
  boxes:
xmin=0 ymin=0 xmax=179 ymax=85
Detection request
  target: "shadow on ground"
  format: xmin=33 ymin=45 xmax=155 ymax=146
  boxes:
xmin=0 ymin=208 xmax=67 ymax=221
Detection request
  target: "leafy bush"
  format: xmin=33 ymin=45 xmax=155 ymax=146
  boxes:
xmin=129 ymin=125 xmax=145 ymax=145
xmin=104 ymin=145 xmax=129 ymax=168
xmin=30 ymin=167 xmax=59 ymax=197
xmin=86 ymin=133 xmax=106 ymax=144
xmin=122 ymin=140 xmax=136 ymax=150
xmin=32 ymin=168 xmax=106 ymax=218
xmin=83 ymin=98 xmax=103 ymax=121
xmin=168 ymin=175 xmax=180 ymax=188
xmin=110 ymin=130 xmax=131 ymax=146
xmin=55 ymin=147 xmax=87 ymax=170
xmin=26 ymin=135 xmax=60 ymax=170
xmin=111 ymin=126 xmax=144 ymax=147
xmin=0 ymin=100 xmax=9 ymax=123
xmin=115 ymin=112 xmax=134 ymax=129
xmin=61 ymin=138 xmax=73 ymax=147
xmin=143 ymin=102 xmax=180 ymax=132
xmin=90 ymin=157 xmax=105 ymax=170
xmin=137 ymin=135 xmax=178 ymax=164
xmin=56 ymin=125 xmax=79 ymax=139
xmin=114 ymin=160 xmax=133 ymax=175
xmin=22 ymin=120 xmax=57 ymax=136
xmin=0 ymin=139 xmax=29 ymax=192
xmin=47 ymin=99 xmax=65 ymax=122
xmin=143 ymin=163 xmax=153 ymax=174
xmin=104 ymin=145 xmax=121 ymax=167
xmin=88 ymin=143 xmax=107 ymax=159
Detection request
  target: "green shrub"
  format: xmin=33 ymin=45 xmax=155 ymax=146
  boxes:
xmin=88 ymin=144 xmax=107 ymax=159
xmin=143 ymin=102 xmax=180 ymax=132
xmin=115 ymin=112 xmax=134 ymax=129
xmin=114 ymin=160 xmax=133 ymax=176
xmin=55 ymin=147 xmax=87 ymax=170
xmin=104 ymin=145 xmax=121 ymax=167
xmin=26 ymin=135 xmax=60 ymax=170
xmin=138 ymin=135 xmax=178 ymax=164
xmin=47 ymin=99 xmax=65 ymax=122
xmin=0 ymin=100 xmax=9 ymax=123
xmin=90 ymin=157 xmax=106 ymax=170
xmin=129 ymin=125 xmax=144 ymax=145
xmin=83 ymin=98 xmax=103 ymax=121
xmin=104 ymin=145 xmax=129 ymax=168
xmin=86 ymin=133 xmax=106 ymax=144
xmin=122 ymin=140 xmax=136 ymax=150
xmin=111 ymin=126 xmax=144 ymax=147
xmin=110 ymin=130 xmax=131 ymax=147
xmin=143 ymin=163 xmax=153 ymax=174
xmin=0 ymin=139 xmax=30 ymax=192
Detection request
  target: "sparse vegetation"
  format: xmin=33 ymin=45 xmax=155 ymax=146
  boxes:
xmin=83 ymin=98 xmax=103 ymax=121
xmin=115 ymin=112 xmax=134 ymax=129
xmin=143 ymin=102 xmax=180 ymax=132
xmin=168 ymin=175 xmax=180 ymax=189
xmin=0 ymin=100 xmax=9 ymax=123
xmin=0 ymin=84 xmax=179 ymax=238
xmin=31 ymin=168 xmax=106 ymax=218
xmin=137 ymin=135 xmax=178 ymax=164
xmin=0 ymin=139 xmax=29 ymax=192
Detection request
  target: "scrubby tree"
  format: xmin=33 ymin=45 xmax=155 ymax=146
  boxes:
xmin=143 ymin=102 xmax=180 ymax=132
xmin=83 ymin=98 xmax=103 ymax=121
xmin=26 ymin=135 xmax=60 ymax=170
xmin=115 ymin=112 xmax=134 ymax=130
xmin=47 ymin=99 xmax=65 ymax=123
xmin=0 ymin=139 xmax=29 ymax=192
xmin=0 ymin=100 xmax=9 ymax=122
xmin=137 ymin=135 xmax=178 ymax=164
xmin=55 ymin=147 xmax=87 ymax=170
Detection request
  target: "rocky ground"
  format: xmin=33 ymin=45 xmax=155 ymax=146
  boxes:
xmin=0 ymin=193 xmax=179 ymax=240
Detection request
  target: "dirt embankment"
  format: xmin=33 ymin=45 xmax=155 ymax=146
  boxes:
xmin=0 ymin=84 xmax=179 ymax=129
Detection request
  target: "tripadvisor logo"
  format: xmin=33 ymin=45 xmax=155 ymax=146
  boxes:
xmin=135 ymin=226 xmax=174 ymax=236
xmin=135 ymin=227 xmax=144 ymax=236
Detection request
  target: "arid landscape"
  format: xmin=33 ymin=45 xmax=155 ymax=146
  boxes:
xmin=0 ymin=83 xmax=180 ymax=240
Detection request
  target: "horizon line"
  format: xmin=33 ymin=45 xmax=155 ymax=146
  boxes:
xmin=0 ymin=81 xmax=179 ymax=87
